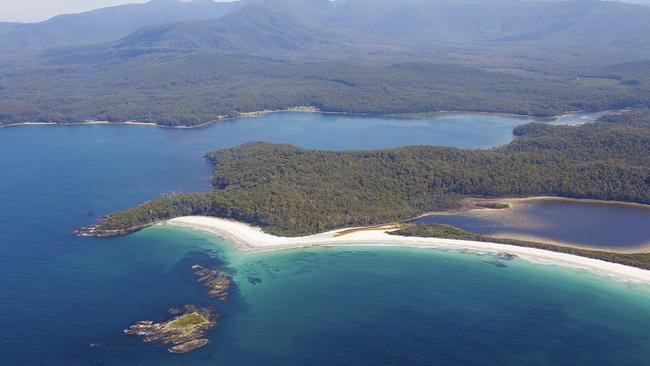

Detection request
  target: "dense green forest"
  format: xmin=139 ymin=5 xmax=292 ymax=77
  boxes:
xmin=95 ymin=109 xmax=650 ymax=236
xmin=391 ymin=224 xmax=650 ymax=270
xmin=0 ymin=53 xmax=646 ymax=126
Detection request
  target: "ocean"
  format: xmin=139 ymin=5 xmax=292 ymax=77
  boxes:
xmin=2 ymin=112 xmax=648 ymax=365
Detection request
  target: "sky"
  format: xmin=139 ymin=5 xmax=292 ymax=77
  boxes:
xmin=1 ymin=0 xmax=649 ymax=23
xmin=0 ymin=0 xmax=233 ymax=23
xmin=1 ymin=0 xmax=147 ymax=22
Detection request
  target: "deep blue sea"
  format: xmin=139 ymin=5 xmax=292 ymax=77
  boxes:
xmin=2 ymin=112 xmax=650 ymax=366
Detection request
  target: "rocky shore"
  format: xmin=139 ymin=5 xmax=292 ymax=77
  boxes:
xmin=73 ymin=222 xmax=154 ymax=237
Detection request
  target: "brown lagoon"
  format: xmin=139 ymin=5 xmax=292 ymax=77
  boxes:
xmin=416 ymin=198 xmax=650 ymax=250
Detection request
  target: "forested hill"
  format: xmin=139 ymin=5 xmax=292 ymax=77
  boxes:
xmin=94 ymin=110 xmax=650 ymax=237
xmin=1 ymin=58 xmax=641 ymax=126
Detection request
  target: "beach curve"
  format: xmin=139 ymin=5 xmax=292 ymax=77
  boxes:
xmin=165 ymin=216 xmax=650 ymax=286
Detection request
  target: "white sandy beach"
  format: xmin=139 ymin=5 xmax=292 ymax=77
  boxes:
xmin=166 ymin=216 xmax=650 ymax=285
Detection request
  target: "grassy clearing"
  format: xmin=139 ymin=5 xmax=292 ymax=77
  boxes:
xmin=165 ymin=313 xmax=209 ymax=330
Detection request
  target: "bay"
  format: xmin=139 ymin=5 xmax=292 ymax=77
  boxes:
xmin=3 ymin=111 xmax=647 ymax=365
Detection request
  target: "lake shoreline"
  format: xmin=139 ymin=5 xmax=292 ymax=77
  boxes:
xmin=164 ymin=216 xmax=650 ymax=286
xmin=410 ymin=196 xmax=650 ymax=221
xmin=0 ymin=108 xmax=612 ymax=130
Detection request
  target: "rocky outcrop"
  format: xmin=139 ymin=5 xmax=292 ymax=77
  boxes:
xmin=73 ymin=222 xmax=154 ymax=237
xmin=192 ymin=264 xmax=232 ymax=301
xmin=125 ymin=305 xmax=216 ymax=354
xmin=169 ymin=339 xmax=210 ymax=354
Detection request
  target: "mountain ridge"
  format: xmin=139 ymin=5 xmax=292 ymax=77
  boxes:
xmin=37 ymin=0 xmax=650 ymax=65
xmin=0 ymin=0 xmax=248 ymax=50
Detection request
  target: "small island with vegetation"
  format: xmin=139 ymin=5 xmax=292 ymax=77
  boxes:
xmin=79 ymin=109 xmax=650 ymax=269
xmin=123 ymin=263 xmax=233 ymax=354
xmin=125 ymin=305 xmax=216 ymax=354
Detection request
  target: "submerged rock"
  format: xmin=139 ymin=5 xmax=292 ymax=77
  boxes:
xmin=192 ymin=264 xmax=232 ymax=300
xmin=487 ymin=260 xmax=508 ymax=268
xmin=124 ymin=305 xmax=216 ymax=354
xmin=496 ymin=253 xmax=518 ymax=261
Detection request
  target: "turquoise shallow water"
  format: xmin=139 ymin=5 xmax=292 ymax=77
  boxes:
xmin=2 ymin=111 xmax=649 ymax=365
xmin=223 ymin=241 xmax=650 ymax=366
xmin=29 ymin=225 xmax=650 ymax=366
xmin=64 ymin=226 xmax=650 ymax=366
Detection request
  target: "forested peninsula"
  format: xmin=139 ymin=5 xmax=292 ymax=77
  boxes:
xmin=86 ymin=109 xmax=650 ymax=238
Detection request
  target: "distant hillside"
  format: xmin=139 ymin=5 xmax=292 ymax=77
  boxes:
xmin=492 ymin=1 xmax=650 ymax=48
xmin=41 ymin=0 xmax=650 ymax=68
xmin=0 ymin=22 xmax=17 ymax=35
xmin=111 ymin=5 xmax=354 ymax=53
xmin=44 ymin=2 xmax=390 ymax=62
xmin=2 ymin=0 xmax=650 ymax=126
xmin=0 ymin=0 xmax=246 ymax=50
xmin=328 ymin=0 xmax=650 ymax=55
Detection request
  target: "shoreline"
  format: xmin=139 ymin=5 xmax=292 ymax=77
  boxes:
xmin=494 ymin=196 xmax=650 ymax=210
xmin=164 ymin=216 xmax=650 ymax=286
xmin=0 ymin=108 xmax=610 ymax=130
xmin=0 ymin=106 xmax=318 ymax=130
xmin=409 ymin=196 xmax=650 ymax=221
xmin=487 ymin=231 xmax=650 ymax=254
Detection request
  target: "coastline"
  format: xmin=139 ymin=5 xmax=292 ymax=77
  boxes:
xmin=164 ymin=216 xmax=650 ymax=286
xmin=0 ymin=108 xmax=609 ymax=130
xmin=0 ymin=106 xmax=319 ymax=130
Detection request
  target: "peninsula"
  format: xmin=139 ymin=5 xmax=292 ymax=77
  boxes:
xmin=79 ymin=109 xmax=650 ymax=270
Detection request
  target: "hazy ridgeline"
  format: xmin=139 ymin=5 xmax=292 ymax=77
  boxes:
xmin=1 ymin=0 xmax=650 ymax=125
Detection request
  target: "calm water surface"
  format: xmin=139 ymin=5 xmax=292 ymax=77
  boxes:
xmin=2 ymin=112 xmax=649 ymax=365
xmin=417 ymin=200 xmax=650 ymax=249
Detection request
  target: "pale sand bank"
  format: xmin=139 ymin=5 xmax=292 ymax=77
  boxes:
xmin=166 ymin=216 xmax=650 ymax=285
